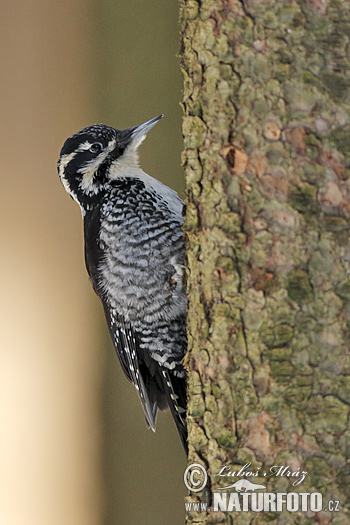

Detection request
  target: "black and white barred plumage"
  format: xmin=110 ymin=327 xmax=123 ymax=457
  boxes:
xmin=57 ymin=116 xmax=187 ymax=451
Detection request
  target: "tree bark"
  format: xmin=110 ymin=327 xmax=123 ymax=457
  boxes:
xmin=180 ymin=0 xmax=350 ymax=523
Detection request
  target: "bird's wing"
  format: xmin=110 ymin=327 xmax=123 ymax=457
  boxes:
xmin=102 ymin=300 xmax=157 ymax=431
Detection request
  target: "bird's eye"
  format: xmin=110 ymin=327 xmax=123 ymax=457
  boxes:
xmin=89 ymin=142 xmax=103 ymax=154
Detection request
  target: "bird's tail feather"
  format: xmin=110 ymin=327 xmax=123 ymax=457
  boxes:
xmin=160 ymin=367 xmax=188 ymax=454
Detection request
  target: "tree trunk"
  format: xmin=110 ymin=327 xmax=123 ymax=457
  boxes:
xmin=180 ymin=0 xmax=350 ymax=523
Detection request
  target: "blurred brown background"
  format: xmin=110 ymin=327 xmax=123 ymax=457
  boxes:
xmin=0 ymin=2 xmax=185 ymax=524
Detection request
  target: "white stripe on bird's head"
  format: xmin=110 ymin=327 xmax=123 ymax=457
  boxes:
xmin=78 ymin=138 xmax=116 ymax=194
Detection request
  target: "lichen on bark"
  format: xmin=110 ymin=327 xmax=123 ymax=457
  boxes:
xmin=180 ymin=0 xmax=350 ymax=523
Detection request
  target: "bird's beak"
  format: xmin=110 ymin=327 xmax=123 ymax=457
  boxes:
xmin=118 ymin=115 xmax=164 ymax=151
xmin=132 ymin=114 xmax=164 ymax=139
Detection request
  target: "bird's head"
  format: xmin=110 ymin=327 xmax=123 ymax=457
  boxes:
xmin=57 ymin=114 xmax=163 ymax=215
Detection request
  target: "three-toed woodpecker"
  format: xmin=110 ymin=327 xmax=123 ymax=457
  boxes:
xmin=57 ymin=115 xmax=187 ymax=452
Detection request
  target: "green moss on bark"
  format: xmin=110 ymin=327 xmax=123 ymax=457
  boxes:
xmin=180 ymin=0 xmax=350 ymax=523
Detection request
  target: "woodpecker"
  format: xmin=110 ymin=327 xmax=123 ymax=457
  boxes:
xmin=57 ymin=115 xmax=187 ymax=452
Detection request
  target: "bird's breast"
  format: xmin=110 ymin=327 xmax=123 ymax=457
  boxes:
xmin=95 ymin=188 xmax=186 ymax=323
